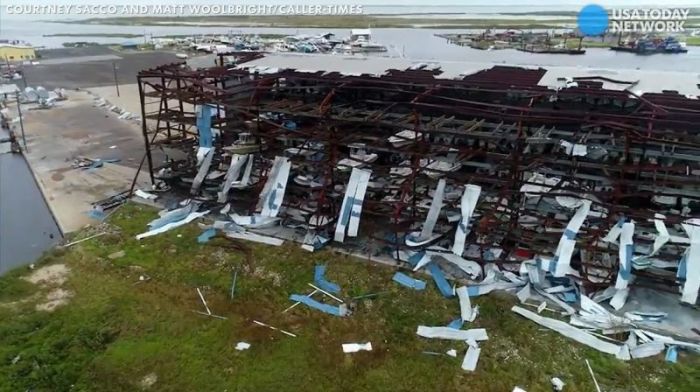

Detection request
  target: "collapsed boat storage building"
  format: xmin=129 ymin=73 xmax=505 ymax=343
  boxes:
xmin=136 ymin=52 xmax=700 ymax=303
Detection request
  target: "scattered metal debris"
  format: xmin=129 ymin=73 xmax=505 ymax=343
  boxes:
xmin=133 ymin=275 xmax=152 ymax=285
xmin=447 ymin=318 xmax=464 ymax=330
xmin=456 ymin=286 xmax=478 ymax=323
xmin=137 ymin=208 xmax=209 ymax=240
xmin=426 ymin=263 xmax=453 ymax=298
xmin=134 ymin=189 xmax=158 ymax=201
xmin=512 ymin=306 xmax=627 ymax=358
xmin=225 ymin=231 xmax=284 ymax=246
xmin=665 ymin=346 xmax=678 ymax=363
xmin=61 ymin=232 xmax=107 ymax=248
xmin=551 ymin=377 xmax=565 ymax=391
xmin=288 ymin=294 xmax=348 ymax=317
xmin=283 ymin=289 xmax=319 ymax=313
xmin=314 ymin=265 xmax=341 ymax=294
xmin=73 ymin=157 xmax=121 ymax=170
xmin=461 ymin=340 xmax=481 ymax=372
xmin=135 ymin=60 xmax=700 ymax=306
xmin=194 ymin=288 xmax=227 ymax=320
xmin=197 ymin=228 xmax=217 ymax=243
xmin=416 ymin=326 xmax=489 ymax=341
xmin=335 ymin=168 xmax=371 ymax=243
xmin=342 ymin=342 xmax=372 ymax=353
xmin=392 ymin=272 xmax=426 ymax=290
xmin=252 ymin=320 xmax=297 ymax=337
xmin=308 ymin=283 xmax=344 ymax=303
xmin=92 ymin=191 xmax=130 ymax=212
xmin=585 ymin=359 xmax=602 ymax=392
xmin=87 ymin=208 xmax=107 ymax=221
xmin=301 ymin=233 xmax=330 ymax=252
xmin=229 ymin=269 xmax=238 ymax=301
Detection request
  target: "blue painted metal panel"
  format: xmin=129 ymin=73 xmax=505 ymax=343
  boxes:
xmin=197 ymin=228 xmax=217 ymax=243
xmin=197 ymin=105 xmax=213 ymax=148
xmin=447 ymin=318 xmax=463 ymax=330
xmin=314 ymin=265 xmax=341 ymax=294
xmin=427 ymin=263 xmax=453 ymax=298
xmin=392 ymin=272 xmax=426 ymax=290
xmin=289 ymin=294 xmax=345 ymax=317
xmin=563 ymin=229 xmax=576 ymax=240
xmin=619 ymin=244 xmax=634 ymax=281
xmin=406 ymin=251 xmax=427 ymax=268
xmin=147 ymin=205 xmax=194 ymax=230
xmin=665 ymin=346 xmax=678 ymax=363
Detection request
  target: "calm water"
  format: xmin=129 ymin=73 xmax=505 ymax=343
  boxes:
xmin=1 ymin=20 xmax=700 ymax=71
xmin=0 ymin=131 xmax=63 ymax=274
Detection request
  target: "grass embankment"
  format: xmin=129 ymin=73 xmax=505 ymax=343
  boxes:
xmin=686 ymin=36 xmax=700 ymax=46
xmin=1 ymin=203 xmax=699 ymax=391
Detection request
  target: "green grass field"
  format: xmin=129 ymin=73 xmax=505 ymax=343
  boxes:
xmin=1 ymin=203 xmax=698 ymax=391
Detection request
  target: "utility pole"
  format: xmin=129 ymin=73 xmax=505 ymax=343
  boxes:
xmin=112 ymin=62 xmax=120 ymax=97
xmin=15 ymin=91 xmax=27 ymax=151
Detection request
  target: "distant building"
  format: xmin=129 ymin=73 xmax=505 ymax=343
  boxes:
xmin=0 ymin=40 xmax=36 ymax=63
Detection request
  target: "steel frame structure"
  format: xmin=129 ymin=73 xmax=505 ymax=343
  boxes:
xmin=137 ymin=57 xmax=700 ymax=292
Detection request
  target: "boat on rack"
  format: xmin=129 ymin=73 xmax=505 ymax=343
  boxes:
xmin=223 ymin=133 xmax=267 ymax=154
xmin=284 ymin=141 xmax=324 ymax=159
xmin=420 ymin=149 xmax=462 ymax=179
xmin=337 ymin=143 xmax=379 ymax=171
xmin=388 ymin=130 xmax=421 ymax=148
xmin=294 ymin=174 xmax=328 ymax=188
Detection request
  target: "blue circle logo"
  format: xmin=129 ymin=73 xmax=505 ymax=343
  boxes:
xmin=577 ymin=4 xmax=609 ymax=36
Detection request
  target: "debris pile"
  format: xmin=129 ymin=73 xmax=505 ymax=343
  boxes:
xmin=135 ymin=58 xmax=700 ymax=313
xmin=21 ymin=86 xmax=67 ymax=108
xmin=126 ymin=55 xmax=700 ymax=382
xmin=89 ymin=92 xmax=141 ymax=124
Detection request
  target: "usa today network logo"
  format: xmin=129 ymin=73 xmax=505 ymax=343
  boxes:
xmin=577 ymin=4 xmax=689 ymax=35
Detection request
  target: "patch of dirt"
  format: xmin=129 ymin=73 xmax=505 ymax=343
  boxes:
xmin=23 ymin=264 xmax=75 ymax=312
xmin=51 ymin=172 xmax=65 ymax=181
xmin=23 ymin=264 xmax=71 ymax=286
xmin=139 ymin=373 xmax=158 ymax=390
xmin=35 ymin=288 xmax=74 ymax=312
xmin=82 ymin=222 xmax=121 ymax=237
xmin=0 ymin=293 xmax=41 ymax=309
xmin=245 ymin=265 xmax=282 ymax=287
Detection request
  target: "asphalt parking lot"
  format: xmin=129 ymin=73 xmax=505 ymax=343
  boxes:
xmin=22 ymin=47 xmax=179 ymax=89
